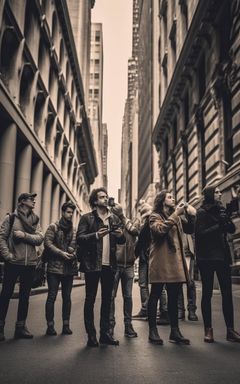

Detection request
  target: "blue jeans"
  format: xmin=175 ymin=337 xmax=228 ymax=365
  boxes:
xmin=110 ymin=265 xmax=134 ymax=328
xmin=45 ymin=273 xmax=73 ymax=324
xmin=138 ymin=261 xmax=168 ymax=313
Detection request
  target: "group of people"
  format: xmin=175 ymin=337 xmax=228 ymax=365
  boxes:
xmin=0 ymin=184 xmax=239 ymax=347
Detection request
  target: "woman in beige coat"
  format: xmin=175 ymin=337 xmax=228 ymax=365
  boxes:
xmin=148 ymin=190 xmax=195 ymax=345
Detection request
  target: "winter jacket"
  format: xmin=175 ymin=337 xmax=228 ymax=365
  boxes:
xmin=0 ymin=211 xmax=43 ymax=266
xmin=195 ymin=202 xmax=235 ymax=264
xmin=134 ymin=217 xmax=151 ymax=264
xmin=44 ymin=221 xmax=78 ymax=275
xmin=76 ymin=209 xmax=126 ymax=272
xmin=148 ymin=211 xmax=194 ymax=284
xmin=115 ymin=219 xmax=138 ymax=267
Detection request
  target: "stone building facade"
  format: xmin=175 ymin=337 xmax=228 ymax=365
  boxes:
xmin=0 ymin=0 xmax=98 ymax=231
xmin=152 ymin=0 xmax=240 ymax=267
xmin=88 ymin=22 xmax=106 ymax=189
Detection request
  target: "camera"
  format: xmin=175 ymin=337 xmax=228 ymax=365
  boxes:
xmin=109 ymin=223 xmax=121 ymax=233
xmin=108 ymin=197 xmax=115 ymax=207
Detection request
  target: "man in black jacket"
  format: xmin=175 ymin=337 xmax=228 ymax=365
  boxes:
xmin=77 ymin=188 xmax=125 ymax=347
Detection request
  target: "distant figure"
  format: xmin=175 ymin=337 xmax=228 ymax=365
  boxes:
xmin=77 ymin=188 xmax=125 ymax=347
xmin=44 ymin=201 xmax=78 ymax=336
xmin=0 ymin=193 xmax=43 ymax=341
xmin=109 ymin=203 xmax=139 ymax=338
xmin=195 ymin=185 xmax=240 ymax=343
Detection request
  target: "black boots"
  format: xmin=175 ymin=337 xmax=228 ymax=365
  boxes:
xmin=149 ymin=327 xmax=163 ymax=345
xmin=14 ymin=325 xmax=33 ymax=339
xmin=157 ymin=311 xmax=170 ymax=325
xmin=125 ymin=324 xmax=138 ymax=338
xmin=46 ymin=324 xmax=57 ymax=336
xmin=204 ymin=327 xmax=214 ymax=343
xmin=87 ymin=333 xmax=99 ymax=347
xmin=188 ymin=310 xmax=198 ymax=321
xmin=62 ymin=324 xmax=73 ymax=335
xmin=226 ymin=328 xmax=240 ymax=342
xmin=99 ymin=331 xmax=119 ymax=345
xmin=169 ymin=327 xmax=190 ymax=345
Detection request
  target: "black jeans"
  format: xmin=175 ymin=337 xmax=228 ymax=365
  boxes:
xmin=84 ymin=266 xmax=115 ymax=336
xmin=148 ymin=282 xmax=182 ymax=329
xmin=45 ymin=273 xmax=73 ymax=324
xmin=0 ymin=263 xmax=35 ymax=325
xmin=198 ymin=261 xmax=234 ymax=328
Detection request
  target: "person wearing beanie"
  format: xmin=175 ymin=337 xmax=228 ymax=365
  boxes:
xmin=0 ymin=193 xmax=43 ymax=341
xmin=195 ymin=184 xmax=240 ymax=343
xmin=147 ymin=190 xmax=195 ymax=345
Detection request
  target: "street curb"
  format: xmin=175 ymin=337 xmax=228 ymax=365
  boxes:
xmin=12 ymin=281 xmax=85 ymax=299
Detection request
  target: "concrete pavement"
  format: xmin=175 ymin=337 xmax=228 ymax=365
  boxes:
xmin=0 ymin=282 xmax=240 ymax=384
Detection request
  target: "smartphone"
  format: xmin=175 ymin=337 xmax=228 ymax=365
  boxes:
xmin=108 ymin=197 xmax=115 ymax=207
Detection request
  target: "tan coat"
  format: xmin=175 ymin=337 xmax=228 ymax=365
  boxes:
xmin=148 ymin=211 xmax=193 ymax=284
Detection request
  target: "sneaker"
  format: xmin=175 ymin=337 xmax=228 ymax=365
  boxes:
xmin=46 ymin=325 xmax=57 ymax=336
xmin=188 ymin=312 xmax=198 ymax=321
xmin=14 ymin=326 xmax=33 ymax=339
xmin=125 ymin=324 xmax=138 ymax=338
xmin=157 ymin=311 xmax=170 ymax=325
xmin=62 ymin=325 xmax=73 ymax=335
xmin=132 ymin=310 xmax=148 ymax=320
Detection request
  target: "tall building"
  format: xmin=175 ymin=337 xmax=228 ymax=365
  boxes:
xmin=120 ymin=0 xmax=140 ymax=217
xmin=152 ymin=0 xmax=240 ymax=267
xmin=0 ymin=0 xmax=98 ymax=230
xmin=102 ymin=123 xmax=108 ymax=189
xmin=88 ymin=22 xmax=105 ymax=188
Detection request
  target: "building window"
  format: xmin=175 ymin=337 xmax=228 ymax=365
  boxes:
xmin=198 ymin=53 xmax=206 ymax=101
xmin=94 ymin=89 xmax=99 ymax=98
xmin=184 ymin=91 xmax=189 ymax=129
xmin=95 ymin=31 xmax=100 ymax=42
xmin=94 ymin=73 xmax=99 ymax=79
xmin=95 ymin=59 xmax=100 ymax=65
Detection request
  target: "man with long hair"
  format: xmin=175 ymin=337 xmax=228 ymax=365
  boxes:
xmin=77 ymin=188 xmax=125 ymax=347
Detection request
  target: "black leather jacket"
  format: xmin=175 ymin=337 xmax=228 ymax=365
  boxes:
xmin=76 ymin=210 xmax=125 ymax=272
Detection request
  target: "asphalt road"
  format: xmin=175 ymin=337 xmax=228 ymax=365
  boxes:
xmin=0 ymin=283 xmax=240 ymax=384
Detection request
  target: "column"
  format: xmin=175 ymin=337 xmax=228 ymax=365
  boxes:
xmin=41 ymin=173 xmax=52 ymax=232
xmin=15 ymin=144 xmax=32 ymax=205
xmin=31 ymin=160 xmax=43 ymax=217
xmin=51 ymin=183 xmax=60 ymax=222
xmin=0 ymin=123 xmax=17 ymax=220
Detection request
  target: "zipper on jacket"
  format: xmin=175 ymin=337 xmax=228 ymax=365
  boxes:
xmin=25 ymin=244 xmax=28 ymax=266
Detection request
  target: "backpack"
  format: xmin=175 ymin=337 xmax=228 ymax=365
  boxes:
xmin=0 ymin=213 xmax=15 ymax=262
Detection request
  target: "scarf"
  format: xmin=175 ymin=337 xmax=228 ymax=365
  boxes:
xmin=17 ymin=208 xmax=39 ymax=234
xmin=58 ymin=217 xmax=73 ymax=234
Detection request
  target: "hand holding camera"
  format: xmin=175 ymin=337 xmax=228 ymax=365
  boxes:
xmin=97 ymin=225 xmax=109 ymax=239
xmin=175 ymin=202 xmax=188 ymax=216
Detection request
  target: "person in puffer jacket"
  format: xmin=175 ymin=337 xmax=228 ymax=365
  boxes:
xmin=0 ymin=193 xmax=43 ymax=341
xmin=109 ymin=203 xmax=139 ymax=338
xmin=44 ymin=201 xmax=78 ymax=337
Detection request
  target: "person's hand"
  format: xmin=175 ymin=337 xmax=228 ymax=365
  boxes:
xmin=13 ymin=230 xmax=25 ymax=239
xmin=67 ymin=247 xmax=75 ymax=254
xmin=111 ymin=228 xmax=123 ymax=238
xmin=62 ymin=252 xmax=73 ymax=260
xmin=175 ymin=203 xmax=185 ymax=216
xmin=186 ymin=205 xmax=196 ymax=216
xmin=97 ymin=227 xmax=109 ymax=239
xmin=111 ymin=203 xmax=124 ymax=219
